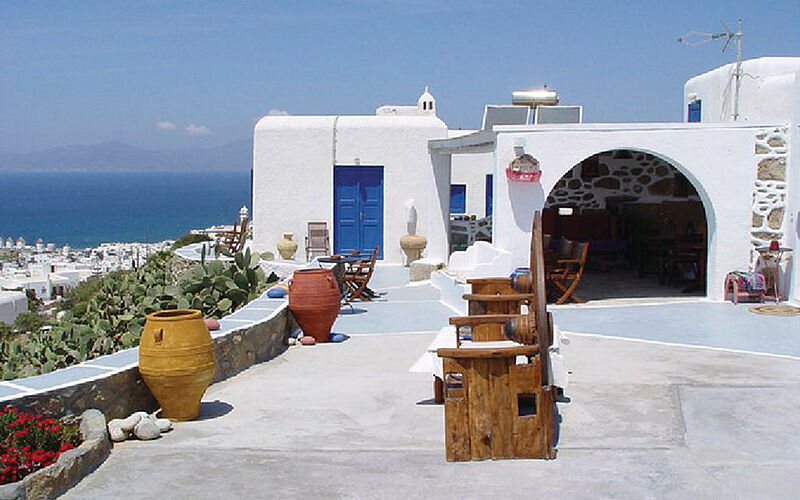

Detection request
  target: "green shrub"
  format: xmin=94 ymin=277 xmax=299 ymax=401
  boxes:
xmin=0 ymin=249 xmax=275 ymax=380
xmin=12 ymin=312 xmax=44 ymax=334
xmin=171 ymin=233 xmax=212 ymax=250
xmin=0 ymin=322 xmax=13 ymax=342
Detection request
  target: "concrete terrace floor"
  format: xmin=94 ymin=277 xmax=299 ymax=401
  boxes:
xmin=552 ymin=300 xmax=800 ymax=357
xmin=65 ymin=266 xmax=800 ymax=499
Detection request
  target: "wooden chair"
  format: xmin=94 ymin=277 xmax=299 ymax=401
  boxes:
xmin=342 ymin=246 xmax=378 ymax=301
xmin=547 ymin=241 xmax=589 ymax=304
xmin=544 ymin=237 xmax=571 ymax=271
xmin=216 ymin=216 xmax=248 ymax=253
xmin=305 ymin=222 xmax=330 ymax=261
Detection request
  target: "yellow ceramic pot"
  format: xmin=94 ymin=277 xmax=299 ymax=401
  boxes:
xmin=139 ymin=309 xmax=216 ymax=421
xmin=400 ymin=234 xmax=427 ymax=264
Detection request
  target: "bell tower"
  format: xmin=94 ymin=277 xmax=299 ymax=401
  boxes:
xmin=417 ymin=86 xmax=436 ymax=115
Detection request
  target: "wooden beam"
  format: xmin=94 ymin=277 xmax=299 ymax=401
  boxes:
xmin=437 ymin=346 xmax=539 ymax=359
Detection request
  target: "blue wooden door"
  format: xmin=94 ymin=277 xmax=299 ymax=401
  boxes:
xmin=334 ymin=166 xmax=383 ymax=258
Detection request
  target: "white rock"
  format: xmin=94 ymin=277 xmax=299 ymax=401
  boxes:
xmin=154 ymin=418 xmax=173 ymax=432
xmin=110 ymin=427 xmax=129 ymax=442
xmin=287 ymin=337 xmax=297 ymax=346
xmin=107 ymin=420 xmax=130 ymax=442
xmin=133 ymin=419 xmax=161 ymax=440
xmin=119 ymin=413 xmax=142 ymax=432
xmin=133 ymin=411 xmax=151 ymax=420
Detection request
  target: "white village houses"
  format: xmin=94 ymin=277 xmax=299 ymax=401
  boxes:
xmin=252 ymin=56 xmax=800 ymax=303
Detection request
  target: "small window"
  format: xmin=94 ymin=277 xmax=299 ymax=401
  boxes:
xmin=450 ymin=184 xmax=466 ymax=214
xmin=688 ymin=100 xmax=701 ymax=123
xmin=518 ymin=393 xmax=537 ymax=417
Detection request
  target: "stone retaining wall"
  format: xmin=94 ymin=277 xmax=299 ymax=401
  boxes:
xmin=212 ymin=306 xmax=294 ymax=383
xmin=2 ymin=304 xmax=292 ymax=420
xmin=0 ymin=409 xmax=111 ymax=500
xmin=169 ymin=254 xmax=197 ymax=283
xmin=5 ymin=366 xmax=159 ymax=423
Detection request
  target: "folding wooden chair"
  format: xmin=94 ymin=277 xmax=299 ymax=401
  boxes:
xmin=216 ymin=216 xmax=248 ymax=253
xmin=305 ymin=222 xmax=330 ymax=261
xmin=342 ymin=246 xmax=378 ymax=301
xmin=547 ymin=241 xmax=589 ymax=304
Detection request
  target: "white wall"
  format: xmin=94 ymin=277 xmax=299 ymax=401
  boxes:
xmin=252 ymin=115 xmax=449 ymax=264
xmin=786 ymin=125 xmax=800 ymax=303
xmin=684 ymin=57 xmax=800 ymax=124
xmin=684 ymin=57 xmax=800 ymax=302
xmin=448 ymin=130 xmax=494 ymax=217
xmin=490 ymin=123 xmax=773 ymax=301
xmin=0 ymin=291 xmax=27 ymax=324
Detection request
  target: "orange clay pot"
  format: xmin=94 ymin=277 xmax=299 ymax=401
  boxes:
xmin=288 ymin=269 xmax=340 ymax=342
xmin=139 ymin=309 xmax=216 ymax=421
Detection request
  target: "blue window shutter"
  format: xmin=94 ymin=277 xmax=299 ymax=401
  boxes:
xmin=688 ymin=100 xmax=701 ymax=122
xmin=450 ymin=184 xmax=466 ymax=214
xmin=485 ymin=174 xmax=493 ymax=217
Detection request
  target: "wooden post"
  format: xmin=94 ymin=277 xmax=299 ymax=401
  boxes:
xmin=530 ymin=211 xmax=550 ymax=385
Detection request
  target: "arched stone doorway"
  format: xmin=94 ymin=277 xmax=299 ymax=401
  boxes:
xmin=543 ymin=149 xmax=709 ymax=301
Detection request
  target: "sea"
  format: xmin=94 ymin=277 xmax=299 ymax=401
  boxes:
xmin=0 ymin=171 xmax=252 ymax=248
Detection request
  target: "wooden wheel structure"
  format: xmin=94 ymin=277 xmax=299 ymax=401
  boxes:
xmin=437 ymin=211 xmax=557 ymax=461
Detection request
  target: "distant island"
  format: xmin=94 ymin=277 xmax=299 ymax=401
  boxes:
xmin=0 ymin=139 xmax=252 ymax=172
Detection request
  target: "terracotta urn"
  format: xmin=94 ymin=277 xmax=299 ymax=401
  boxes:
xmin=139 ymin=309 xmax=216 ymax=421
xmin=400 ymin=234 xmax=427 ymax=265
xmin=288 ymin=269 xmax=340 ymax=342
xmin=277 ymin=232 xmax=298 ymax=260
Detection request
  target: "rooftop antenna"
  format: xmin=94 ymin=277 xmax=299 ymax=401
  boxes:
xmin=678 ymin=19 xmax=743 ymax=121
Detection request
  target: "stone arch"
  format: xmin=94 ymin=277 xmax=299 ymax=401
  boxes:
xmin=543 ymin=147 xmax=717 ymax=238
xmin=543 ymin=147 xmax=716 ymax=298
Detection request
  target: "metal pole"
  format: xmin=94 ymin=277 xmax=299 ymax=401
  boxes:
xmin=733 ymin=19 xmax=742 ymax=121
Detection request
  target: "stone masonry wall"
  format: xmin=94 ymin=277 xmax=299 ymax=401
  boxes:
xmin=6 ymin=306 xmax=291 ymax=420
xmin=545 ymin=150 xmax=700 ymax=211
xmin=751 ymin=127 xmax=788 ymax=253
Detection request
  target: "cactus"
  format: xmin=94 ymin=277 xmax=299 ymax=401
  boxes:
xmin=0 ymin=249 xmax=274 ymax=380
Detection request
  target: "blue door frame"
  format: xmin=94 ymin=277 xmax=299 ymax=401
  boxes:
xmin=334 ymin=166 xmax=384 ymax=258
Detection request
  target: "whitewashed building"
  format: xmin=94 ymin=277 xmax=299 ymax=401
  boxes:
xmin=438 ymin=56 xmax=799 ymax=302
xmin=253 ymin=89 xmax=453 ymax=264
xmin=252 ymin=57 xmax=800 ymax=302
xmin=0 ymin=290 xmax=27 ymax=325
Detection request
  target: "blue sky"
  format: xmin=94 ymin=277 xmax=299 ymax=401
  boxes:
xmin=1 ymin=0 xmax=798 ymax=153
